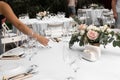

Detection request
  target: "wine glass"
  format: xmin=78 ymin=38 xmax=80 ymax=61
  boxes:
xmin=62 ymin=26 xmax=69 ymax=42
xmin=20 ymin=35 xmax=28 ymax=57
xmin=44 ymin=26 xmax=52 ymax=38
xmin=23 ymin=26 xmax=38 ymax=61
xmin=28 ymin=38 xmax=38 ymax=61
xmin=63 ymin=42 xmax=81 ymax=80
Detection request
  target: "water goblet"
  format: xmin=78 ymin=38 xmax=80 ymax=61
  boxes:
xmin=63 ymin=43 xmax=81 ymax=80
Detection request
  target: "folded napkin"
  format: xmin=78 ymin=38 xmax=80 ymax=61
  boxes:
xmin=82 ymin=45 xmax=101 ymax=62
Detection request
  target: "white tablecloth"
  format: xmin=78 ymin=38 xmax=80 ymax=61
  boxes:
xmin=77 ymin=9 xmax=114 ymax=26
xmin=13 ymin=17 xmax=73 ymax=35
xmin=0 ymin=39 xmax=120 ymax=80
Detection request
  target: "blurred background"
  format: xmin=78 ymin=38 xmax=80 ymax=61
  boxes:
xmin=5 ymin=0 xmax=112 ymax=18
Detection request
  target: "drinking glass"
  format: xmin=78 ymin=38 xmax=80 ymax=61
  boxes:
xmin=62 ymin=26 xmax=69 ymax=42
xmin=44 ymin=27 xmax=52 ymax=38
xmin=63 ymin=42 xmax=81 ymax=80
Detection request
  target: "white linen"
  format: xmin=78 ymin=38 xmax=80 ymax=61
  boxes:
xmin=77 ymin=9 xmax=114 ymax=26
xmin=0 ymin=39 xmax=120 ymax=80
xmin=13 ymin=17 xmax=73 ymax=35
xmin=78 ymin=9 xmax=103 ymax=25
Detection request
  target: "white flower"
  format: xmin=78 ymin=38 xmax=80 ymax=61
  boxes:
xmin=100 ymin=25 xmax=109 ymax=32
xmin=108 ymin=34 xmax=112 ymax=37
xmin=87 ymin=25 xmax=100 ymax=32
xmin=87 ymin=25 xmax=94 ymax=30
xmin=99 ymin=26 xmax=104 ymax=31
xmin=78 ymin=36 xmax=81 ymax=40
xmin=94 ymin=27 xmax=100 ymax=31
xmin=103 ymin=25 xmax=108 ymax=30
xmin=37 ymin=11 xmax=47 ymax=17
xmin=106 ymin=28 xmax=112 ymax=33
xmin=80 ymin=30 xmax=85 ymax=35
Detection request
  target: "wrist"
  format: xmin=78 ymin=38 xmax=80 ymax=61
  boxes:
xmin=31 ymin=32 xmax=38 ymax=40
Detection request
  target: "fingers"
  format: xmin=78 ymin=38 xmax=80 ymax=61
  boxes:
xmin=39 ymin=37 xmax=49 ymax=46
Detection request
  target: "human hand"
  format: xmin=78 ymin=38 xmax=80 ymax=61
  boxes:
xmin=37 ymin=35 xmax=49 ymax=46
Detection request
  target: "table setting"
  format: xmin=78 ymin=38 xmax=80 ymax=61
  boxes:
xmin=13 ymin=13 xmax=73 ymax=36
xmin=0 ymin=29 xmax=120 ymax=79
xmin=77 ymin=8 xmax=115 ymax=27
xmin=1 ymin=17 xmax=120 ymax=80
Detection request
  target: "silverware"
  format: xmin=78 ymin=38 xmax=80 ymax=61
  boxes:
xmin=65 ymin=76 xmax=75 ymax=80
xmin=19 ymin=53 xmax=26 ymax=58
xmin=8 ymin=68 xmax=39 ymax=80
xmin=0 ymin=56 xmax=20 ymax=60
xmin=49 ymin=37 xmax=61 ymax=42
xmin=0 ymin=53 xmax=26 ymax=60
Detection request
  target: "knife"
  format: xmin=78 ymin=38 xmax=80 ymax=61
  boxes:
xmin=0 ymin=56 xmax=21 ymax=60
xmin=12 ymin=73 xmax=33 ymax=80
xmin=8 ymin=73 xmax=26 ymax=80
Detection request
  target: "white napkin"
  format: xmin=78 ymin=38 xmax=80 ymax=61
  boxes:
xmin=82 ymin=45 xmax=101 ymax=61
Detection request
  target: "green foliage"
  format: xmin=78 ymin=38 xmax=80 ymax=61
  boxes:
xmin=69 ymin=24 xmax=120 ymax=48
xmin=7 ymin=0 xmax=67 ymax=18
xmin=72 ymin=16 xmax=81 ymax=25
xmin=7 ymin=0 xmax=102 ymax=18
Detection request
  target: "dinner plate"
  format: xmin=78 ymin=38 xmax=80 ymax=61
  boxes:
xmin=2 ymin=47 xmax=24 ymax=56
xmin=0 ymin=62 xmax=27 ymax=77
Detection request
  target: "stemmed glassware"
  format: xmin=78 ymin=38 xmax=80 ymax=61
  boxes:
xmin=20 ymin=35 xmax=29 ymax=57
xmin=106 ymin=15 xmax=115 ymax=28
xmin=44 ymin=27 xmax=52 ymax=38
xmin=28 ymin=37 xmax=38 ymax=61
xmin=62 ymin=25 xmax=69 ymax=42
xmin=63 ymin=42 xmax=81 ymax=80
xmin=20 ymin=26 xmax=39 ymax=61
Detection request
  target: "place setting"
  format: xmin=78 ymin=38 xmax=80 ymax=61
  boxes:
xmin=1 ymin=63 xmax=39 ymax=80
xmin=0 ymin=47 xmax=26 ymax=60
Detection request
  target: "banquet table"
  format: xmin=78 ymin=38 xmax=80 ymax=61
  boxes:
xmin=0 ymin=37 xmax=120 ymax=80
xmin=13 ymin=17 xmax=73 ymax=35
xmin=77 ymin=8 xmax=115 ymax=26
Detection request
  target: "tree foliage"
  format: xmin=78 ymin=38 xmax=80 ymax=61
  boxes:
xmin=6 ymin=0 xmax=109 ymax=18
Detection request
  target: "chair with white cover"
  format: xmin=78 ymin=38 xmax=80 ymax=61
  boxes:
xmin=1 ymin=22 xmax=27 ymax=52
xmin=44 ymin=22 xmax=64 ymax=38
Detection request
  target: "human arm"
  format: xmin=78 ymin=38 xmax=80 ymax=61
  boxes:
xmin=0 ymin=1 xmax=49 ymax=46
xmin=111 ymin=0 xmax=117 ymax=20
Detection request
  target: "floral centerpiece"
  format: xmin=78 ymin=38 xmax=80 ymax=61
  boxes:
xmin=69 ymin=24 xmax=120 ymax=48
xmin=88 ymin=3 xmax=104 ymax=9
xmin=69 ymin=15 xmax=120 ymax=61
xmin=36 ymin=11 xmax=48 ymax=20
xmin=69 ymin=23 xmax=120 ymax=61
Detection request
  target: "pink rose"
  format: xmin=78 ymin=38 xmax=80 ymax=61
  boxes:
xmin=87 ymin=30 xmax=99 ymax=40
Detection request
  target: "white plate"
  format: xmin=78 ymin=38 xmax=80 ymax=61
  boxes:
xmin=0 ymin=62 xmax=27 ymax=76
xmin=2 ymin=47 xmax=24 ymax=56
